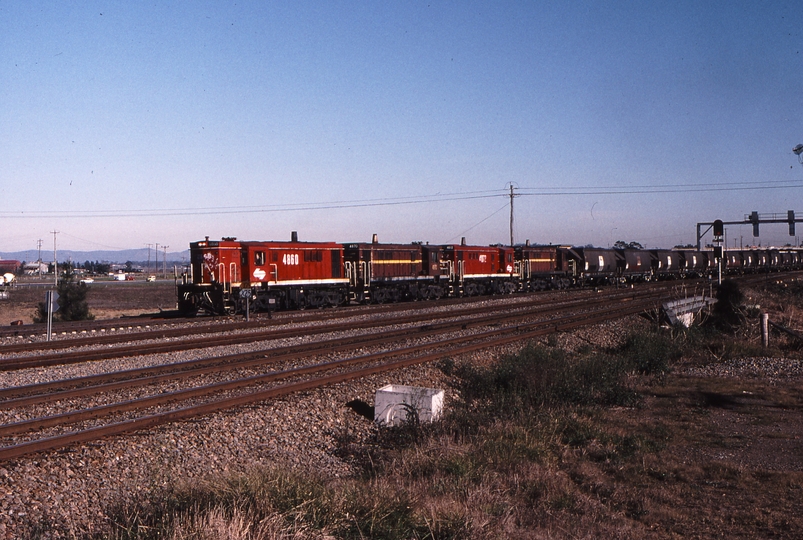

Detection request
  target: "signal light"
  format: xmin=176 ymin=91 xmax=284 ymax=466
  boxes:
xmin=713 ymin=219 xmax=724 ymax=237
xmin=750 ymin=211 xmax=759 ymax=237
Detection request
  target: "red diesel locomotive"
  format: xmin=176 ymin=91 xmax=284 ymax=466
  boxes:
xmin=177 ymin=234 xmax=523 ymax=315
xmin=178 ymin=235 xmax=348 ymax=314
xmin=177 ymin=233 xmax=803 ymax=316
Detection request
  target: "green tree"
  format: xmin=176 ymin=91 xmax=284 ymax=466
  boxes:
xmin=34 ymin=265 xmax=95 ymax=322
xmin=613 ymin=240 xmax=644 ymax=250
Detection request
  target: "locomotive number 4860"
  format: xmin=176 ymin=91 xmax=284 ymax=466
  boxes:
xmin=282 ymin=253 xmax=300 ymax=265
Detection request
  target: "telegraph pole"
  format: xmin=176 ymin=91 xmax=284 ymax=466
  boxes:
xmin=146 ymin=243 xmax=153 ymax=274
xmin=51 ymin=231 xmax=59 ymax=286
xmin=37 ymin=239 xmax=43 ymax=277
xmin=508 ymin=184 xmax=518 ymax=246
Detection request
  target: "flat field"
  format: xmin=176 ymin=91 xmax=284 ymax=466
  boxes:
xmin=0 ymin=279 xmax=177 ymax=325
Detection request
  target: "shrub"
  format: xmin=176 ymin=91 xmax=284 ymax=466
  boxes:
xmin=449 ymin=342 xmax=642 ymax=419
xmin=34 ymin=267 xmax=94 ymax=322
xmin=616 ymin=331 xmax=680 ymax=375
xmin=711 ymin=279 xmax=744 ymax=330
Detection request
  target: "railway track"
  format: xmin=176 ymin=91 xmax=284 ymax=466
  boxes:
xmin=0 ymin=286 xmax=669 ymax=462
xmin=0 ymin=290 xmax=665 ymax=403
xmin=0 ymin=277 xmax=705 ymax=345
xmin=0 ymin=286 xmax=675 ymax=370
xmin=0 ymin=292 xmax=568 ymax=350
xmin=0 ymin=270 xmax=791 ymax=344
xmin=0 ymin=287 xmax=564 ymax=341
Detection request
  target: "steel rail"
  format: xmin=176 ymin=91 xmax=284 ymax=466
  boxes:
xmin=0 ymin=283 xmax=680 ymax=355
xmin=0 ymin=289 xmax=662 ymax=372
xmin=0 ymin=300 xmax=653 ymax=438
xmin=0 ymin=271 xmax=770 ymax=345
xmin=0 ymin=291 xmax=501 ymax=340
xmin=0 ymin=293 xmax=547 ymax=350
xmin=0 ymin=291 xmax=426 ymax=340
xmin=0 ymin=299 xmax=656 ymax=460
xmin=0 ymin=291 xmax=663 ymax=407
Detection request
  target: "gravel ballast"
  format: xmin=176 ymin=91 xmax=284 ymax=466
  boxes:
xmin=3 ymin=293 xmax=799 ymax=538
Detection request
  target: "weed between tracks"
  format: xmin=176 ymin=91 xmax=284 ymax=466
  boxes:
xmin=28 ymin=303 xmax=803 ymax=539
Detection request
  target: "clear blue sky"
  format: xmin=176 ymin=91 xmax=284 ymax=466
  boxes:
xmin=2 ymin=1 xmax=802 ymax=255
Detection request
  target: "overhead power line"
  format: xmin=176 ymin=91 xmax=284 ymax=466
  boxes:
xmin=1 ymin=180 xmax=801 ymax=219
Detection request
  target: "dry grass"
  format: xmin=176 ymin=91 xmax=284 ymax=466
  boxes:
xmin=22 ymin=281 xmax=803 ymax=539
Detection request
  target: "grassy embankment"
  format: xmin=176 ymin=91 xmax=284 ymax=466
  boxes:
xmin=25 ymin=280 xmax=803 ymax=539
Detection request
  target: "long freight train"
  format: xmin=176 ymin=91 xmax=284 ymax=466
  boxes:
xmin=176 ymin=233 xmax=803 ymax=316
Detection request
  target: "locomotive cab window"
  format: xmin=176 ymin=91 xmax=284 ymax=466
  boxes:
xmin=254 ymin=251 xmax=266 ymax=266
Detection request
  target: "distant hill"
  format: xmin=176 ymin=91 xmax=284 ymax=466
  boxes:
xmin=0 ymin=248 xmax=190 ymax=265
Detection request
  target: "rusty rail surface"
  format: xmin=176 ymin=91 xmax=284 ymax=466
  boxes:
xmin=0 ymin=288 xmax=663 ymax=371
xmin=0 ymin=292 xmax=662 ymax=409
xmin=0 ymin=280 xmax=688 ymax=354
xmin=0 ymin=297 xmax=659 ymax=462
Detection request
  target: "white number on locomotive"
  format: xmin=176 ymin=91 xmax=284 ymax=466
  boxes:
xmin=282 ymin=253 xmax=299 ymax=265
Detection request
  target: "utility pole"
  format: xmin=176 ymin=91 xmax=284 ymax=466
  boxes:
xmin=51 ymin=230 xmax=59 ymax=287
xmin=155 ymin=243 xmax=159 ymax=278
xmin=508 ymin=184 xmax=518 ymax=246
xmin=145 ymin=243 xmax=153 ymax=274
xmin=162 ymin=245 xmax=169 ymax=278
xmin=37 ymin=239 xmax=43 ymax=278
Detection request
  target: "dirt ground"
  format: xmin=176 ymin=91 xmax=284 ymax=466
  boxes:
xmin=597 ymin=280 xmax=803 ymax=538
xmin=1 ymin=279 xmax=802 ymax=537
xmin=0 ymin=279 xmax=177 ymax=325
xmin=591 ymin=369 xmax=803 ymax=538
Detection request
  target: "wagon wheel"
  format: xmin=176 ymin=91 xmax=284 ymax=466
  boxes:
xmin=312 ymin=292 xmax=329 ymax=308
xmin=373 ymin=288 xmax=390 ymax=304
